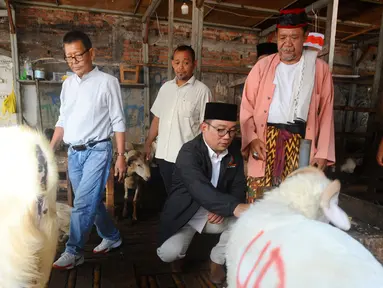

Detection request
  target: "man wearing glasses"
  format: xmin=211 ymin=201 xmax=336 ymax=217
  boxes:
xmin=50 ymin=30 xmax=126 ymax=269
xmin=157 ymin=102 xmax=250 ymax=285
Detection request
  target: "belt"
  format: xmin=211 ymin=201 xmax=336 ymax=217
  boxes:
xmin=71 ymin=138 xmax=111 ymax=151
xmin=267 ymin=121 xmax=306 ymax=138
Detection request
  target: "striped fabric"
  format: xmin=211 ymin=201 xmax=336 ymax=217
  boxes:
xmin=246 ymin=125 xmax=301 ymax=203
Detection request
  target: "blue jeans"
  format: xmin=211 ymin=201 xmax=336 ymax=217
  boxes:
xmin=65 ymin=141 xmax=120 ymax=255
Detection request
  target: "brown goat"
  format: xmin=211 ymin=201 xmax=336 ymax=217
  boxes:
xmin=123 ymin=150 xmax=151 ymax=221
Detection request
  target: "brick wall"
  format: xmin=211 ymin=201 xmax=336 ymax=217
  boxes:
xmin=13 ymin=6 xmax=259 ymax=69
xmin=0 ymin=16 xmax=10 ymax=53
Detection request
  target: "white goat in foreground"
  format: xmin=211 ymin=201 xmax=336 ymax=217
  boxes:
xmin=0 ymin=126 xmax=58 ymax=288
xmin=226 ymin=167 xmax=383 ymax=288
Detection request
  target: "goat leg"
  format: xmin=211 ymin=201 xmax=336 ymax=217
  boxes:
xmin=123 ymin=182 xmax=129 ymax=218
xmin=132 ymin=186 xmax=139 ymax=221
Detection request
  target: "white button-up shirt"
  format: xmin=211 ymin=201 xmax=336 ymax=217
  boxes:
xmin=150 ymin=76 xmax=212 ymax=163
xmin=55 ymin=67 xmax=126 ymax=145
xmin=188 ymin=139 xmax=228 ymax=233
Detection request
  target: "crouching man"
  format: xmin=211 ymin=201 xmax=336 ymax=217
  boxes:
xmin=157 ymin=102 xmax=250 ymax=285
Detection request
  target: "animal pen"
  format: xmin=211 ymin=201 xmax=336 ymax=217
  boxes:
xmin=2 ymin=0 xmax=383 ymax=287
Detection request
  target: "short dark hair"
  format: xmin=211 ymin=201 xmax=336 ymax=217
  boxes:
xmin=63 ymin=30 xmax=92 ymax=50
xmin=172 ymin=45 xmax=196 ymax=62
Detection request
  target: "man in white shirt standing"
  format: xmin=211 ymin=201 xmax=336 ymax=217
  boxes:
xmin=144 ymin=45 xmax=212 ymax=194
xmin=50 ymin=31 xmax=126 ymax=269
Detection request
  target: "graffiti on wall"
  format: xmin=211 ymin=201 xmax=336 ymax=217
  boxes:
xmin=40 ymin=91 xmax=61 ymax=128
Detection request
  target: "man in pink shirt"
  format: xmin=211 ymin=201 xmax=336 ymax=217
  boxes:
xmin=240 ymin=8 xmax=335 ymax=203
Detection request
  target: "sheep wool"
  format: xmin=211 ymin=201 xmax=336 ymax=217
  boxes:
xmin=0 ymin=126 xmax=58 ymax=288
xmin=226 ymin=167 xmax=383 ymax=288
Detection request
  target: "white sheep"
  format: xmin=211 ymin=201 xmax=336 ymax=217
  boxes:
xmin=56 ymin=202 xmax=72 ymax=243
xmin=226 ymin=166 xmax=383 ymax=288
xmin=0 ymin=125 xmax=58 ymax=288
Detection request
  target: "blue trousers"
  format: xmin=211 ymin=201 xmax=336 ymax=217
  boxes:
xmin=65 ymin=141 xmax=120 ymax=255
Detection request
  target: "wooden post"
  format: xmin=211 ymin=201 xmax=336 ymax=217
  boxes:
xmin=362 ymin=12 xmax=383 ymax=175
xmin=191 ymin=0 xmax=204 ymax=80
xmin=324 ymin=0 xmax=333 ymax=63
xmin=142 ymin=22 xmax=150 ymax=136
xmin=327 ymin=0 xmax=339 ymax=72
xmin=168 ymin=0 xmax=174 ymax=81
xmin=371 ymin=12 xmax=383 ymax=109
xmin=35 ymin=80 xmax=43 ymax=131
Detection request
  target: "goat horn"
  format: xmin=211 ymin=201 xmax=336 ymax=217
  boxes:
xmin=320 ymin=179 xmax=341 ymax=209
xmin=286 ymin=166 xmax=324 ymax=179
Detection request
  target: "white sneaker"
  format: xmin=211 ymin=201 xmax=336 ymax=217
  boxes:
xmin=93 ymin=238 xmax=122 ymax=254
xmin=52 ymin=252 xmax=84 ymax=270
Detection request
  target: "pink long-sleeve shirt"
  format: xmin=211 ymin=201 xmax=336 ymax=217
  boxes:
xmin=240 ymin=53 xmax=335 ymax=178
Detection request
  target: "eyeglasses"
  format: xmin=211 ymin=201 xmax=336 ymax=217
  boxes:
xmin=205 ymin=122 xmax=237 ymax=137
xmin=64 ymin=49 xmax=90 ymax=63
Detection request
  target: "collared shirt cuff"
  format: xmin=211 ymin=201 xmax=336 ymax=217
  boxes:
xmin=112 ymin=122 xmax=126 ymax=132
xmin=55 ymin=121 xmax=63 ymax=127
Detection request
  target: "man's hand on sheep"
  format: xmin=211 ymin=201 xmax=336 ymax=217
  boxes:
xmin=250 ymin=139 xmax=267 ymax=161
xmin=208 ymin=212 xmax=224 ymax=224
xmin=233 ymin=204 xmax=250 ymax=218
xmin=376 ymin=138 xmax=383 ymax=166
xmin=310 ymin=158 xmax=327 ymax=170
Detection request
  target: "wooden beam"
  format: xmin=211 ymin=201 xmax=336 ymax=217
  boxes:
xmin=158 ymin=16 xmax=260 ymax=31
xmin=328 ymin=0 xmax=339 ymax=72
xmin=168 ymin=0 xmax=174 ymax=80
xmin=358 ymin=36 xmax=379 ymax=46
xmin=341 ymin=25 xmax=379 ymax=42
xmin=191 ymin=0 xmax=204 ymax=80
xmin=134 ymin=0 xmax=142 ymax=14
xmin=5 ymin=0 xmax=14 ymax=33
xmin=204 ymin=0 xmax=281 ymax=14
xmin=141 ymin=0 xmax=162 ymax=23
xmin=203 ymin=0 xmax=222 ymax=20
xmin=196 ymin=0 xmax=204 ymax=8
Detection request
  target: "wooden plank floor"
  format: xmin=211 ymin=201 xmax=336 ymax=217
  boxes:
xmin=48 ymin=217 xmax=223 ymax=288
xmin=50 ymin=166 xmax=224 ymax=287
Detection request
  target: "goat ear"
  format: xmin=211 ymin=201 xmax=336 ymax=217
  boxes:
xmin=127 ymin=155 xmax=137 ymax=167
xmin=320 ymin=180 xmax=351 ymax=231
xmin=287 ymin=166 xmax=324 ymax=179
